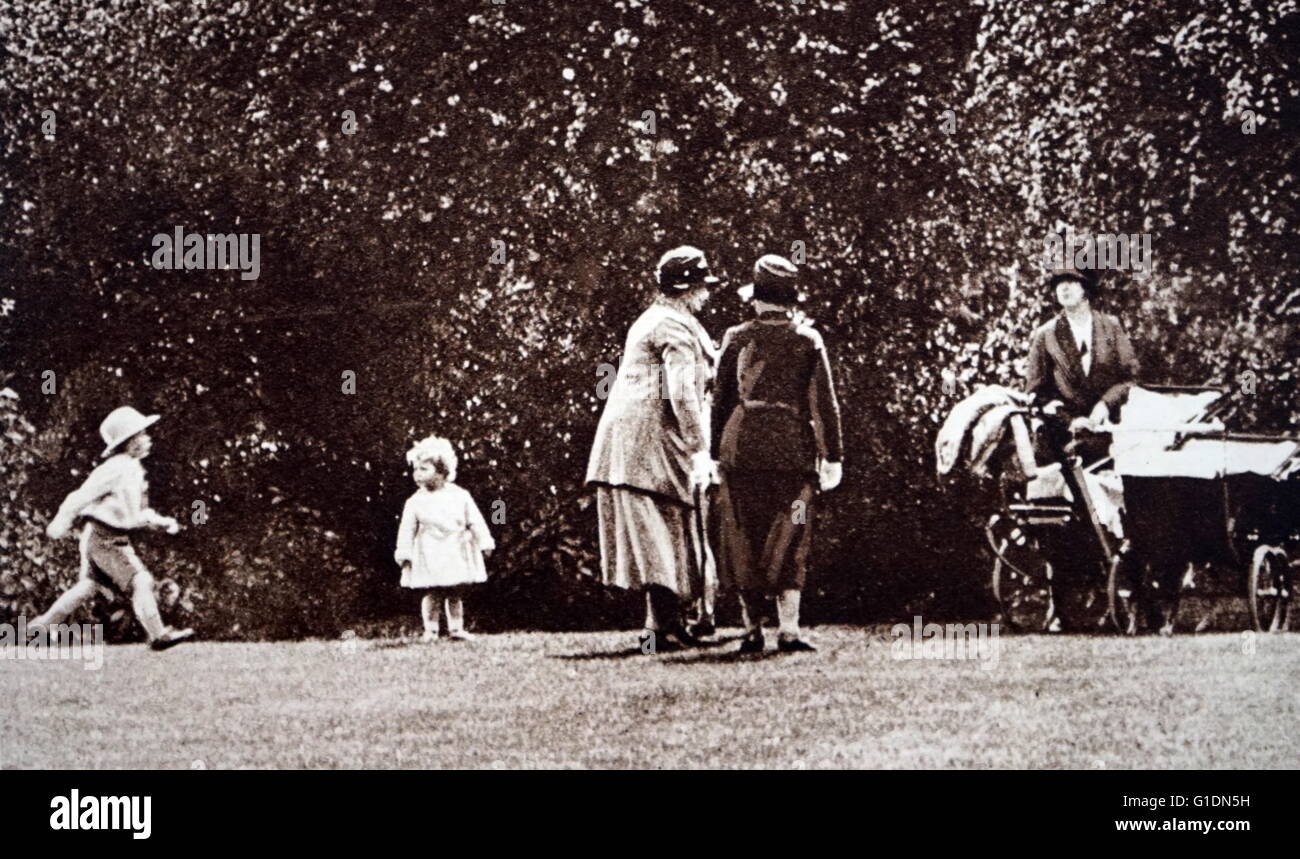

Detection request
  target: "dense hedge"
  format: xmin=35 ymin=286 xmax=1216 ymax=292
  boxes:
xmin=2 ymin=0 xmax=1295 ymax=638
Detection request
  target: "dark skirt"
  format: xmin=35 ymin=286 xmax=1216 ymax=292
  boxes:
xmin=717 ymin=470 xmax=814 ymax=592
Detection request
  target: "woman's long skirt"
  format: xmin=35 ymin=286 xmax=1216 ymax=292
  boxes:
xmin=595 ymin=486 xmax=709 ymax=599
xmin=718 ymin=470 xmax=814 ymax=592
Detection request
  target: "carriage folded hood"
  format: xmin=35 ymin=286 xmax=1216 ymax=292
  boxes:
xmin=935 ymin=384 xmax=1033 ymax=477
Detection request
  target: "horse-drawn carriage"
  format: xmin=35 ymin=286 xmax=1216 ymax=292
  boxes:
xmin=964 ymin=384 xmax=1299 ymax=634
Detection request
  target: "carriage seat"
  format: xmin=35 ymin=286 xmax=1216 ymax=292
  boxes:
xmin=1026 ymin=462 xmax=1067 ymax=501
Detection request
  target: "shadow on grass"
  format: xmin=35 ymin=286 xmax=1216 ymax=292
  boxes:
xmin=367 ymin=638 xmax=423 ymax=650
xmin=660 ymin=648 xmax=786 ymax=665
xmin=551 ymin=634 xmax=746 ymax=661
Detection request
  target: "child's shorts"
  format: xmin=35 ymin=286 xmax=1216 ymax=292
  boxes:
xmin=78 ymin=519 xmax=149 ymax=593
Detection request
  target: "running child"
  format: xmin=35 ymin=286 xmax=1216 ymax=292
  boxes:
xmin=33 ymin=406 xmax=194 ymax=651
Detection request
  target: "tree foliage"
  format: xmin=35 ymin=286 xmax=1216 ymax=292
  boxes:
xmin=2 ymin=0 xmax=1295 ymax=636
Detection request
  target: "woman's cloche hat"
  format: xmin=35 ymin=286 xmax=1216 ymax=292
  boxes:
xmin=100 ymin=406 xmax=160 ymax=457
xmin=738 ymin=254 xmax=804 ymax=304
xmin=655 ymin=245 xmax=722 ymax=291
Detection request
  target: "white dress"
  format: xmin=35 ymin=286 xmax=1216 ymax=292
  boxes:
xmin=395 ymin=484 xmax=495 ymax=588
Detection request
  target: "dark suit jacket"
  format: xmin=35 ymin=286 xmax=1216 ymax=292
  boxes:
xmin=1026 ymin=311 xmax=1139 ymax=418
xmin=711 ymin=313 xmax=843 ymax=474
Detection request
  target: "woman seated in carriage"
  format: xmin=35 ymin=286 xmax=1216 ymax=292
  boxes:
xmin=1025 ymin=266 xmax=1140 ymax=464
xmin=1018 ymin=266 xmax=1141 ymax=630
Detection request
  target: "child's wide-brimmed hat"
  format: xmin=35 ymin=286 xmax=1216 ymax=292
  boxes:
xmin=100 ymin=406 xmax=160 ymax=457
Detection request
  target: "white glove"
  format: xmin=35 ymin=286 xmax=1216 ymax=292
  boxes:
xmin=46 ymin=517 xmax=70 ymax=540
xmin=818 ymin=461 xmax=843 ymax=492
xmin=1069 ymin=416 xmax=1095 ymax=435
xmin=690 ymin=451 xmax=718 ymax=488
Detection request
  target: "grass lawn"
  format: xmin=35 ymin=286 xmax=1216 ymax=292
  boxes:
xmin=2 ymin=625 xmax=1298 ymax=769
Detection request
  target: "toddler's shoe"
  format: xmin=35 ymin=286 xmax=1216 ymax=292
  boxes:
xmin=420 ymin=630 xmax=438 ymax=643
xmin=448 ymin=629 xmax=476 ymax=641
xmin=149 ymin=627 xmax=195 ymax=652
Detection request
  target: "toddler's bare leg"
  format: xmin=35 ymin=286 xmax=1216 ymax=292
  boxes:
xmin=420 ymin=593 xmax=440 ymax=634
xmin=446 ymin=595 xmax=465 ymax=634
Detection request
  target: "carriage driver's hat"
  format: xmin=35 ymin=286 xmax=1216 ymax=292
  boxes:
xmin=656 ymin=246 xmax=722 ymax=291
xmin=1046 ymin=266 xmax=1100 ymax=300
xmin=738 ymin=254 xmax=803 ymax=305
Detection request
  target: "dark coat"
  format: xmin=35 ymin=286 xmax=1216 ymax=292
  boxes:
xmin=1026 ymin=311 xmax=1139 ymax=417
xmin=711 ymin=313 xmax=844 ymax=475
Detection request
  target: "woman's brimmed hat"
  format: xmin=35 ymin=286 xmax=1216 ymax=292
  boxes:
xmin=738 ymin=254 xmax=804 ymax=304
xmin=655 ymin=246 xmax=722 ymax=292
xmin=1046 ymin=266 xmax=1100 ymax=299
xmin=100 ymin=406 xmax=160 ymax=457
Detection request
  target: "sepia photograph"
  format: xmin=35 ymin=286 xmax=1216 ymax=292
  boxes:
xmin=0 ymin=0 xmax=1296 ymax=815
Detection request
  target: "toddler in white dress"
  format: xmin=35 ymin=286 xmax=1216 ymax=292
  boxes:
xmin=395 ymin=436 xmax=494 ymax=641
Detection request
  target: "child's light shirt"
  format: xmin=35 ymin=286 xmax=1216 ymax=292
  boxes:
xmin=49 ymin=454 xmax=170 ymax=537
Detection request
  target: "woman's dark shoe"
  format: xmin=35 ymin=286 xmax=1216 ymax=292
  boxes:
xmin=738 ymin=631 xmax=766 ymax=654
xmin=664 ymin=626 xmax=701 ymax=648
xmin=776 ymin=635 xmax=816 ymax=653
xmin=687 ymin=618 xmax=716 ymax=638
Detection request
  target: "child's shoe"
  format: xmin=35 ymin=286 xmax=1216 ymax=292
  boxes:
xmin=420 ymin=630 xmax=438 ymax=643
xmin=149 ymin=627 xmax=195 ymax=651
xmin=448 ymin=629 xmax=476 ymax=641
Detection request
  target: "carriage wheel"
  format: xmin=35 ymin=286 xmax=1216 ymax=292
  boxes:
xmin=1248 ymin=545 xmax=1291 ymax=633
xmin=989 ymin=523 xmax=1055 ymax=632
xmin=1046 ymin=557 xmax=1109 ymax=633
xmin=1106 ymin=551 xmax=1140 ymax=635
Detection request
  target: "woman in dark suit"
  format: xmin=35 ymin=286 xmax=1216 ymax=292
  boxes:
xmin=1025 ymin=266 xmax=1140 ymax=630
xmin=711 ymin=255 xmax=844 ymax=653
xmin=1026 ymin=267 xmax=1139 ymax=456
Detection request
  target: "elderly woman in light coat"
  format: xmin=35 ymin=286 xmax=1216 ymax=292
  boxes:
xmin=586 ymin=246 xmax=720 ymax=652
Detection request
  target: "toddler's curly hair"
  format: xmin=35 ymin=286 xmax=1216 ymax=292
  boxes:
xmin=405 ymin=435 xmax=457 ymax=481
